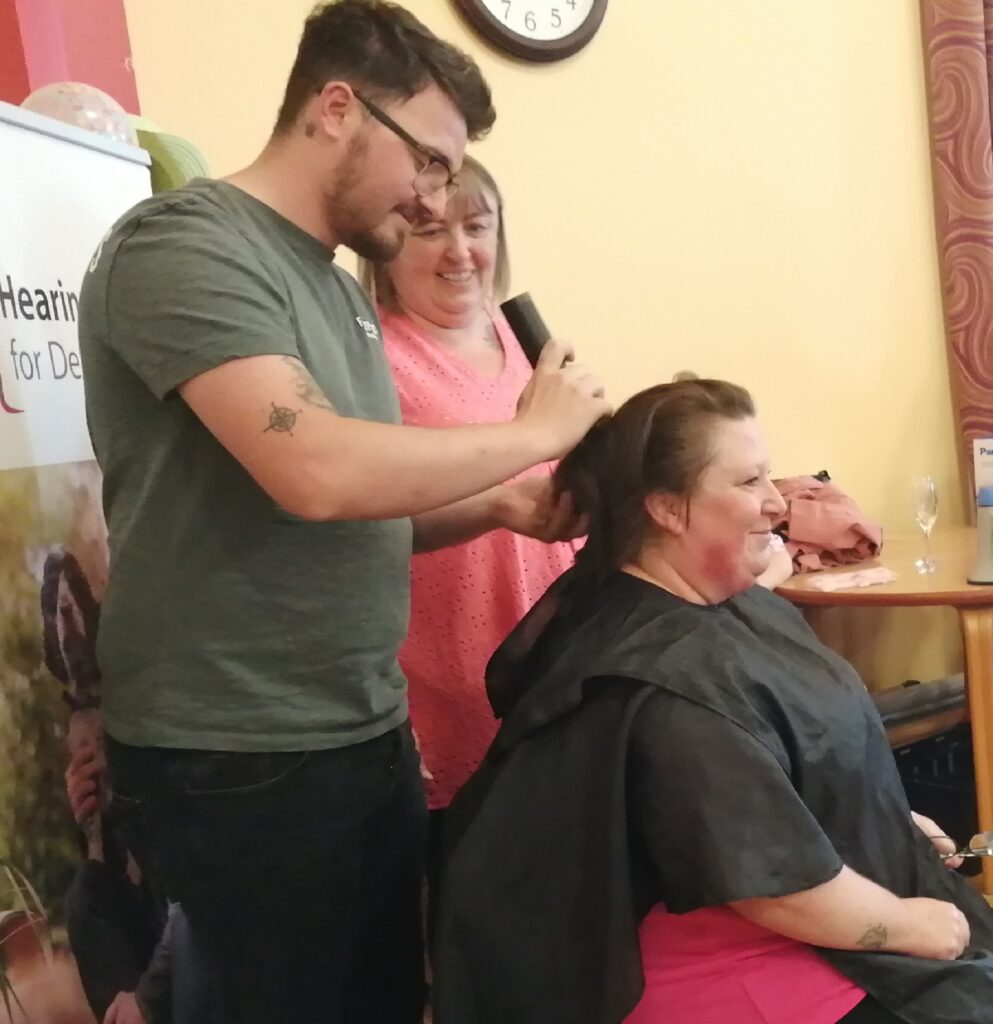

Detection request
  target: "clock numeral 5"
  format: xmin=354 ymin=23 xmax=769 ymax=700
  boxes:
xmin=551 ymin=8 xmax=562 ymax=28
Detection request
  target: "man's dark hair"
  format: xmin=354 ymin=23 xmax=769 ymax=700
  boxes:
xmin=275 ymin=0 xmax=495 ymax=139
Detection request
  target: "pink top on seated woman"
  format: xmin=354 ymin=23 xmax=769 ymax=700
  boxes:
xmin=359 ymin=156 xmax=576 ymax=811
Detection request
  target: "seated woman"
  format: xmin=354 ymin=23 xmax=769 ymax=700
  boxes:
xmin=434 ymin=379 xmax=993 ymax=1024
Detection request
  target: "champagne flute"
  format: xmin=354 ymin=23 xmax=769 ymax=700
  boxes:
xmin=913 ymin=476 xmax=938 ymax=574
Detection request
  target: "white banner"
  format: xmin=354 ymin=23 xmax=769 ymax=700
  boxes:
xmin=0 ymin=102 xmax=150 ymax=471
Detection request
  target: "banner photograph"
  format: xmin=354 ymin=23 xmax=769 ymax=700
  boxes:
xmin=0 ymin=100 xmax=149 ymax=983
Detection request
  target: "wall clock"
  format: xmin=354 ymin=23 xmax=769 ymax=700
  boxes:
xmin=454 ymin=0 xmax=608 ymax=63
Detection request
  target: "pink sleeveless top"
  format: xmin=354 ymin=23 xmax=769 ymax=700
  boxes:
xmin=625 ymin=905 xmax=865 ymax=1024
xmin=380 ymin=309 xmax=576 ymax=809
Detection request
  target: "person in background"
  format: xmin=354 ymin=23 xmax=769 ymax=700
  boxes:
xmin=76 ymin=2 xmax=608 ymax=1022
xmin=65 ymin=736 xmax=206 ymax=1024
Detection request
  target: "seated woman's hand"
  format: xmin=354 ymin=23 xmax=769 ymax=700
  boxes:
xmin=911 ymin=811 xmax=964 ymax=869
xmin=758 ymin=542 xmax=793 ymax=590
xmin=893 ymin=897 xmax=970 ymax=960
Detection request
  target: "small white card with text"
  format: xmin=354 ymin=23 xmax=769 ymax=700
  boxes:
xmin=973 ymin=438 xmax=993 ymax=496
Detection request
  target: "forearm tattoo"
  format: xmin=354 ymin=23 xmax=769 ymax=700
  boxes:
xmin=856 ymin=924 xmax=887 ymax=951
xmin=280 ymin=356 xmax=336 ymax=412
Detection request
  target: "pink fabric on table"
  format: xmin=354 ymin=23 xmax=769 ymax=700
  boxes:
xmin=773 ymin=476 xmax=883 ymax=573
xmin=380 ymin=309 xmax=576 ymax=809
xmin=625 ymin=905 xmax=865 ymax=1024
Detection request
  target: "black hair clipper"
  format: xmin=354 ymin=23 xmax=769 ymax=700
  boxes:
xmin=501 ymin=292 xmax=551 ymax=368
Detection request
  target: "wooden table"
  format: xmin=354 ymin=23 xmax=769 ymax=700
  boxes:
xmin=778 ymin=527 xmax=993 ymax=893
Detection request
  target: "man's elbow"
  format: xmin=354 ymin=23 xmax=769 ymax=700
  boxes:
xmin=269 ymin=468 xmax=382 ymax=522
xmin=277 ymin=490 xmax=337 ymax=521
xmin=262 ymin=465 xmax=343 ymax=522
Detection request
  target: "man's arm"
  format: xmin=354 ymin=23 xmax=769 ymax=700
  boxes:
xmin=411 ymin=475 xmax=583 ymax=553
xmin=411 ymin=486 xmax=506 ymax=553
xmin=732 ymin=865 xmax=969 ymax=960
xmin=178 ymin=341 xmax=608 ymax=522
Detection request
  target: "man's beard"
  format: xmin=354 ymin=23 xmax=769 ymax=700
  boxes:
xmin=326 ymin=135 xmax=412 ymax=261
xmin=343 ymin=216 xmax=408 ymax=261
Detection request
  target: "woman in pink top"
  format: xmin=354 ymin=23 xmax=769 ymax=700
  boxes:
xmin=359 ymin=156 xmax=577 ymax=920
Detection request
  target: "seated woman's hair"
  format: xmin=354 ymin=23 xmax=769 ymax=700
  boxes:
xmin=357 ymin=153 xmax=510 ymax=310
xmin=555 ymin=379 xmax=754 ymax=583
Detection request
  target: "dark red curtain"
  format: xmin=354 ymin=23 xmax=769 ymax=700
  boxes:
xmin=922 ymin=0 xmax=993 ymax=494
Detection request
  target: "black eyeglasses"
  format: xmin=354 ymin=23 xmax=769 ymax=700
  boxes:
xmin=354 ymin=91 xmax=458 ymax=199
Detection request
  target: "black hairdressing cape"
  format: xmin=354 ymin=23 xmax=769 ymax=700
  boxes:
xmin=434 ymin=570 xmax=993 ymax=1024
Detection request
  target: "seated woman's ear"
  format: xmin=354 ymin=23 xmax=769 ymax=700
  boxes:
xmin=644 ymin=492 xmax=687 ymax=536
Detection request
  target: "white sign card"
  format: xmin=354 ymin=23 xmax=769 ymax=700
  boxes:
xmin=0 ymin=101 xmax=150 ymax=472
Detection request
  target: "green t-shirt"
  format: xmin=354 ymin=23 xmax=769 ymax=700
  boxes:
xmin=78 ymin=180 xmax=411 ymax=751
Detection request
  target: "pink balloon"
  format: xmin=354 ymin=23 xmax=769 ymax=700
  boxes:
xmin=22 ymin=82 xmax=138 ymax=147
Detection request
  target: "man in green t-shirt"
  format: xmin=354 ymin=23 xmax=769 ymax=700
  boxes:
xmin=77 ymin=2 xmax=609 ymax=1022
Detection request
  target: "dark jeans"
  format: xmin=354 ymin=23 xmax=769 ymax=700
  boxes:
xmin=106 ymin=722 xmax=428 ymax=1024
xmin=838 ymin=995 xmax=904 ymax=1023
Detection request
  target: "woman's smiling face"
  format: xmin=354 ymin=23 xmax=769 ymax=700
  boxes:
xmin=386 ymin=187 xmax=500 ymax=328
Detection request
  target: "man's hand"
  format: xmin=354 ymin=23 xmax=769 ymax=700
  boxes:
xmin=911 ymin=811 xmax=963 ymax=869
xmin=493 ymin=475 xmax=586 ymax=543
xmin=412 ymin=474 xmax=585 ymax=552
xmin=514 ymin=339 xmax=610 ymax=459
xmin=104 ymin=991 xmax=145 ymax=1024
xmin=65 ymin=737 xmax=102 ymax=824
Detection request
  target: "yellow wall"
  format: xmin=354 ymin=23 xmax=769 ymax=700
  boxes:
xmin=123 ymin=0 xmax=965 ymax=685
